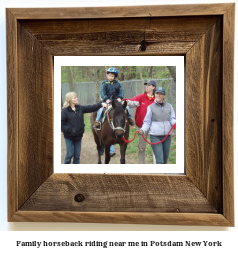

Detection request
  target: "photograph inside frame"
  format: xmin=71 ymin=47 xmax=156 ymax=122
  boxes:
xmin=54 ymin=56 xmax=184 ymax=174
xmin=61 ymin=66 xmax=177 ymax=165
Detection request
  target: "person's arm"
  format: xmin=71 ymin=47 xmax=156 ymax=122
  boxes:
xmin=101 ymin=82 xmax=109 ymax=102
xmin=170 ymin=105 xmax=176 ymax=126
xmin=141 ymin=106 xmax=152 ymax=133
xmin=81 ymin=102 xmax=106 ymax=113
xmin=126 ymin=100 xmax=140 ymax=108
xmin=123 ymin=93 xmax=142 ymax=106
xmin=116 ymin=82 xmax=124 ymax=101
xmin=126 ymin=94 xmax=142 ymax=102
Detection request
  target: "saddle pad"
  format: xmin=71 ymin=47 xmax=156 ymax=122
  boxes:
xmin=101 ymin=105 xmax=113 ymax=124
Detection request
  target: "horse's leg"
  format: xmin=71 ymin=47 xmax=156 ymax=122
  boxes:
xmin=100 ymin=142 xmax=104 ymax=155
xmin=97 ymin=142 xmax=102 ymax=164
xmin=104 ymin=144 xmax=111 ymax=164
xmin=92 ymin=133 xmax=102 ymax=164
xmin=119 ymin=142 xmax=127 ymax=164
xmin=91 ymin=112 xmax=102 ymax=164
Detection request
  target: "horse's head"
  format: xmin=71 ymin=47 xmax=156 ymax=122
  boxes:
xmin=111 ymin=100 xmax=127 ymax=139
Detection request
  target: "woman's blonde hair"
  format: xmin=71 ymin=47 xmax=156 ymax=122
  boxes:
xmin=62 ymin=91 xmax=77 ymax=108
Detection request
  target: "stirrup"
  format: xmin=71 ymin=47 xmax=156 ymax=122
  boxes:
xmin=93 ymin=121 xmax=101 ymax=130
xmin=128 ymin=118 xmax=135 ymax=126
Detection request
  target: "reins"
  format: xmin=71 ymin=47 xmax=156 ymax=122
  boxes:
xmin=106 ymin=103 xmax=127 ymax=133
xmin=122 ymin=123 xmax=176 ymax=145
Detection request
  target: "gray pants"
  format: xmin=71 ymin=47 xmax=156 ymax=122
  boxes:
xmin=150 ymin=135 xmax=172 ymax=164
xmin=138 ymin=128 xmax=149 ymax=164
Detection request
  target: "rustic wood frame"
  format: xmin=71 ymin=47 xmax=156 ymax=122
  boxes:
xmin=7 ymin=4 xmax=234 ymax=226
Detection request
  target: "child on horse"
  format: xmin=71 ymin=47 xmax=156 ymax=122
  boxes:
xmin=93 ymin=67 xmax=134 ymax=129
xmin=93 ymin=67 xmax=134 ymax=157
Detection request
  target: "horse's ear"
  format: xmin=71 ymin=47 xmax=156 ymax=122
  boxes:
xmin=112 ymin=100 xmax=116 ymax=108
xmin=123 ymin=100 xmax=127 ymax=109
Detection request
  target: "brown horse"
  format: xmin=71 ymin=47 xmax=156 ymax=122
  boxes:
xmin=91 ymin=100 xmax=129 ymax=164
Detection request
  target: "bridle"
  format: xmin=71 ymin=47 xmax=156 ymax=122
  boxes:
xmin=106 ymin=104 xmax=127 ymax=133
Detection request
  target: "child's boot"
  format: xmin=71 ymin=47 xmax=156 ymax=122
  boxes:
xmin=128 ymin=118 xmax=134 ymax=126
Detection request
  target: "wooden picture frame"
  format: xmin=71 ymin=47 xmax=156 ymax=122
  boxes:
xmin=7 ymin=3 xmax=234 ymax=226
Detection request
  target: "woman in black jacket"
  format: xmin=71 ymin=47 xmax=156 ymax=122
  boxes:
xmin=61 ymin=91 xmax=107 ymax=164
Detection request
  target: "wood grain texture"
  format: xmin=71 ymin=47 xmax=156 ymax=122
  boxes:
xmin=222 ymin=4 xmax=235 ymax=226
xmin=17 ymin=23 xmax=54 ymax=208
xmin=19 ymin=17 xmax=218 ymax=56
xmin=186 ymin=18 xmax=223 ymax=212
xmin=20 ymin=174 xmax=217 ymax=213
xmin=37 ymin=41 xmax=193 ymax=56
xmin=11 ymin=211 xmax=232 ymax=226
xmin=20 ymin=17 xmax=218 ymax=34
xmin=6 ymin=9 xmax=18 ymax=221
xmin=8 ymin=3 xmax=233 ymax=19
xmin=6 ymin=4 xmax=234 ymax=225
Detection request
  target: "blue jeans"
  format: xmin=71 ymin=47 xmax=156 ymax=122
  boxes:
xmin=100 ymin=143 xmax=115 ymax=154
xmin=96 ymin=104 xmax=132 ymax=121
xmin=64 ymin=138 xmax=82 ymax=164
xmin=110 ymin=145 xmax=114 ymax=154
xmin=150 ymin=135 xmax=172 ymax=164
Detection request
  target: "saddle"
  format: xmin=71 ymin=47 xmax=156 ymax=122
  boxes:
xmin=100 ymin=103 xmax=128 ymax=126
xmin=101 ymin=105 xmax=113 ymax=124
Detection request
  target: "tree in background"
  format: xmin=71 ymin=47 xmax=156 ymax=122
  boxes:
xmin=92 ymin=67 xmax=101 ymax=103
xmin=167 ymin=66 xmax=176 ymax=112
xmin=65 ymin=66 xmax=74 ymax=91
xmin=61 ymin=66 xmax=176 ymax=111
xmin=61 ymin=66 xmax=172 ymax=84
xmin=167 ymin=66 xmax=176 ymax=82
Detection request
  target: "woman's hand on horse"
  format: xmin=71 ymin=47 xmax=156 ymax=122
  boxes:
xmin=106 ymin=99 xmax=111 ymax=103
xmin=101 ymin=102 xmax=107 ymax=108
xmin=117 ymin=98 xmax=122 ymax=102
xmin=138 ymin=129 xmax=144 ymax=135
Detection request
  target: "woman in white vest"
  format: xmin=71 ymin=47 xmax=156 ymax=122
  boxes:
xmin=139 ymin=87 xmax=176 ymax=164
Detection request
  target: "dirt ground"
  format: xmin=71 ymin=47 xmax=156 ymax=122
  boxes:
xmin=61 ymin=132 xmax=140 ymax=164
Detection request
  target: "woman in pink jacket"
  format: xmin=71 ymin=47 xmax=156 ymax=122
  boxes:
xmin=124 ymin=80 xmax=156 ymax=164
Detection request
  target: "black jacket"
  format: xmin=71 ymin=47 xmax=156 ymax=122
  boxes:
xmin=61 ymin=102 xmax=101 ymax=140
xmin=100 ymin=80 xmax=124 ymax=102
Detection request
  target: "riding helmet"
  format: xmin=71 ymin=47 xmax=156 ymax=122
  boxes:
xmin=106 ymin=67 xmax=118 ymax=77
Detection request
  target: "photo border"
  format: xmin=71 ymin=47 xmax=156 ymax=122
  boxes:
xmin=7 ymin=4 xmax=234 ymax=226
xmin=55 ymin=56 xmax=184 ymax=173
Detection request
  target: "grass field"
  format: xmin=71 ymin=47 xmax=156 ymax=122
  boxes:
xmin=84 ymin=113 xmax=176 ymax=164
